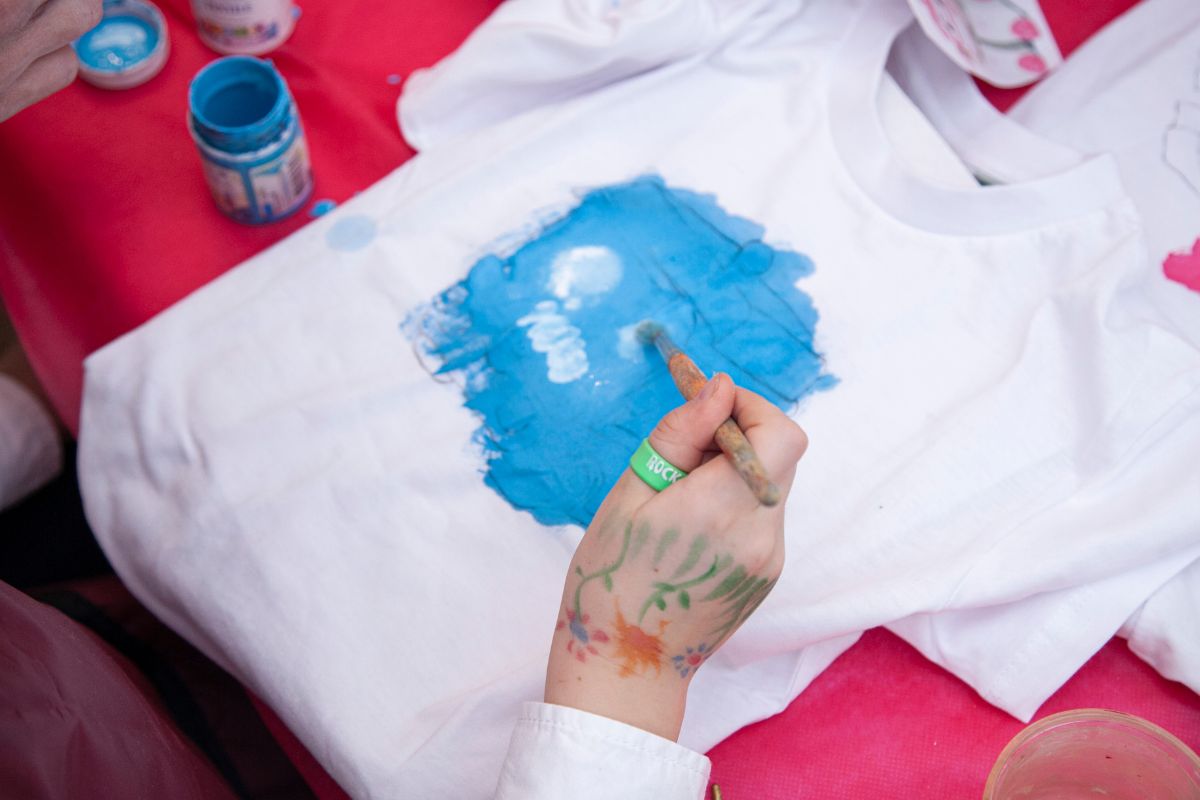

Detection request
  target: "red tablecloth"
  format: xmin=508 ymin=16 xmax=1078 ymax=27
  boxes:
xmin=0 ymin=0 xmax=502 ymax=432
xmin=3 ymin=1 xmax=1196 ymax=798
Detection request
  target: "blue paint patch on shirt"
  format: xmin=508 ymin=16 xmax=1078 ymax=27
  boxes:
xmin=406 ymin=176 xmax=834 ymax=527
xmin=326 ymin=214 xmax=377 ymax=252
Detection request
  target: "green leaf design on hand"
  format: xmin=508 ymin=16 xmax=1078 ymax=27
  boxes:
xmin=679 ymin=591 xmax=690 ymax=610
xmin=572 ymin=523 xmax=632 ymax=619
xmin=638 ymin=554 xmax=729 ymax=622
xmin=708 ymin=577 xmax=776 ymax=645
xmin=703 ymin=565 xmax=747 ymax=601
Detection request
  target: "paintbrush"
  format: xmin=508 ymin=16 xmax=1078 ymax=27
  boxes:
xmin=635 ymin=321 xmax=781 ymax=507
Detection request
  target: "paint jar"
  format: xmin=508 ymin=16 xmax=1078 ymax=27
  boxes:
xmin=73 ymin=0 xmax=170 ymax=90
xmin=191 ymin=0 xmax=296 ymax=55
xmin=188 ymin=56 xmax=313 ymax=224
xmin=983 ymin=709 xmax=1200 ymax=800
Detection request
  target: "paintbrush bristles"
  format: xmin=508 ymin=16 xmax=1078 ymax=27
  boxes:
xmin=636 ymin=320 xmax=682 ymax=364
xmin=634 ymin=320 xmax=664 ymax=344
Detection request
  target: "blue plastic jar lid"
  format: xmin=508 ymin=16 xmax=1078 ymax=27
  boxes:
xmin=74 ymin=0 xmax=170 ymax=90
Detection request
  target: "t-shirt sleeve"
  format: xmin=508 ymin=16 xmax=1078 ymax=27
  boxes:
xmin=494 ymin=701 xmax=711 ymax=800
xmin=398 ymin=0 xmax=771 ymax=150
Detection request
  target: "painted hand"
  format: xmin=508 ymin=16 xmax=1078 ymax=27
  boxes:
xmin=544 ymin=373 xmax=808 ymax=740
xmin=0 ymin=0 xmax=101 ymax=122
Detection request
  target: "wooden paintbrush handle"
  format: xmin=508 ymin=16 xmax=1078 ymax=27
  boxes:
xmin=666 ymin=353 xmax=781 ymax=507
xmin=667 ymin=352 xmax=709 ymax=399
xmin=713 ymin=419 xmax=781 ymax=506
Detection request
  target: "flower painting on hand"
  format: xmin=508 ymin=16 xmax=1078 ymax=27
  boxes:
xmin=406 ymin=176 xmax=835 ymax=527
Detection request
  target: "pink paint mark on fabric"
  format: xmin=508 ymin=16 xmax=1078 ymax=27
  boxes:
xmin=920 ymin=0 xmax=974 ymax=60
xmin=1011 ymin=18 xmax=1038 ymax=40
xmin=1018 ymin=53 xmax=1047 ymax=74
xmin=1163 ymin=238 xmax=1200 ymax=292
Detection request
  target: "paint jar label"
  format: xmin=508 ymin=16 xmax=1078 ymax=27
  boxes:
xmin=192 ymin=0 xmax=295 ymax=55
xmin=192 ymin=115 xmax=313 ymax=224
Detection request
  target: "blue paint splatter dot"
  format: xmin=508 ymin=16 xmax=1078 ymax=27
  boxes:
xmin=309 ymin=198 xmax=338 ymax=218
xmin=326 ymin=215 xmax=377 ymax=252
xmin=386 ymin=74 xmax=402 ymax=85
xmin=406 ymin=176 xmax=834 ymax=527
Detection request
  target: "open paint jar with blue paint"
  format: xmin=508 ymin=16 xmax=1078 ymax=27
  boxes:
xmin=188 ymin=56 xmax=313 ymax=224
xmin=74 ymin=0 xmax=170 ymax=90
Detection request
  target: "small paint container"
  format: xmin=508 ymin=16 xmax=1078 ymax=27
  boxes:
xmin=984 ymin=709 xmax=1200 ymax=800
xmin=188 ymin=56 xmax=313 ymax=224
xmin=191 ymin=0 xmax=296 ymax=55
xmin=73 ymin=0 xmax=169 ymax=90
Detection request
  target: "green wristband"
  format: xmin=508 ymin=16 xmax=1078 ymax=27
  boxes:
xmin=629 ymin=438 xmax=688 ymax=492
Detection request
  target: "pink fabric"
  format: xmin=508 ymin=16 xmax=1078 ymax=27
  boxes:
xmin=708 ymin=629 xmax=1200 ymax=798
xmin=0 ymin=582 xmax=238 ymax=799
xmin=0 ymin=0 xmax=502 ymax=433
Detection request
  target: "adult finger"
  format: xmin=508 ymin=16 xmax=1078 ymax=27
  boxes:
xmin=23 ymin=0 xmax=100 ymax=63
xmin=0 ymin=43 xmax=76 ymax=122
xmin=647 ymin=372 xmax=735 ymax=473
xmin=0 ymin=0 xmax=45 ymax=46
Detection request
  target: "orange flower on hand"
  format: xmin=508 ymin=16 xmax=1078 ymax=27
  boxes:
xmin=612 ymin=601 xmax=668 ymax=678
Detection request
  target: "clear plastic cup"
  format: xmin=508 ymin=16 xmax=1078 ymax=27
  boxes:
xmin=983 ymin=709 xmax=1200 ymax=800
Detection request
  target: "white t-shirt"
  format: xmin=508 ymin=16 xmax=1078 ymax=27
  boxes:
xmin=1011 ymin=0 xmax=1200 ymax=296
xmin=78 ymin=0 xmax=1200 ymax=797
xmin=888 ymin=8 xmax=1200 ymax=699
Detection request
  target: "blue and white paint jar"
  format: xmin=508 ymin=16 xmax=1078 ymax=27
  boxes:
xmin=74 ymin=0 xmax=170 ymax=90
xmin=191 ymin=0 xmax=296 ymax=55
xmin=188 ymin=56 xmax=313 ymax=224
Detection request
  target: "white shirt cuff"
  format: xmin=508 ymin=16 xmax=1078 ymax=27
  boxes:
xmin=495 ymin=701 xmax=711 ymax=800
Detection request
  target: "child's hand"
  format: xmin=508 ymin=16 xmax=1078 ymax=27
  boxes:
xmin=544 ymin=373 xmax=808 ymax=740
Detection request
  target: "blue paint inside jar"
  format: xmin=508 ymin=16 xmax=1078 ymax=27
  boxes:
xmin=189 ymin=56 xmax=290 ymax=154
xmin=76 ymin=15 xmax=158 ymax=70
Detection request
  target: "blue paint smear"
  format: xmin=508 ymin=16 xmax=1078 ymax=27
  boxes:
xmin=326 ymin=215 xmax=377 ymax=251
xmin=406 ymin=176 xmax=834 ymax=527
xmin=310 ymin=198 xmax=338 ymax=218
